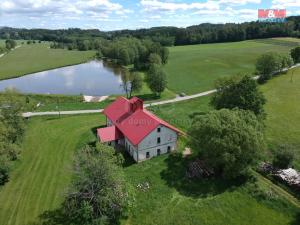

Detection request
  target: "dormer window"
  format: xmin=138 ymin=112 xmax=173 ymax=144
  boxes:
xmin=157 ymin=127 xmax=161 ymax=133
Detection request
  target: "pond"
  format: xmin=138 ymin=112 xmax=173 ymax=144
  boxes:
xmin=0 ymin=60 xmax=126 ymax=96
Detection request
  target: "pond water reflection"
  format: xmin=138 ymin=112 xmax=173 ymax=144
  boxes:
xmin=0 ymin=60 xmax=126 ymax=96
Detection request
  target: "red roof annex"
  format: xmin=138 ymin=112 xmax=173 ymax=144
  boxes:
xmin=100 ymin=97 xmax=182 ymax=146
xmin=97 ymin=126 xmax=123 ymax=143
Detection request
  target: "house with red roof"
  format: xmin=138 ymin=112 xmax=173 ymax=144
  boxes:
xmin=97 ymin=97 xmax=183 ymax=162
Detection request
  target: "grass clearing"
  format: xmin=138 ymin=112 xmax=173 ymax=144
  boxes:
xmin=165 ymin=38 xmax=297 ymax=95
xmin=0 ymin=43 xmax=96 ymax=80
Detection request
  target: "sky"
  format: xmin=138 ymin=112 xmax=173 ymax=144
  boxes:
xmin=0 ymin=0 xmax=300 ymax=31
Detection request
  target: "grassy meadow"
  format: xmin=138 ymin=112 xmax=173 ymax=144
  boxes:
xmin=261 ymin=67 xmax=300 ymax=169
xmin=0 ymin=114 xmax=103 ymax=225
xmin=0 ymin=42 xmax=96 ymax=80
xmin=0 ymin=112 xmax=299 ymax=225
xmin=165 ymin=38 xmax=299 ymax=95
xmin=124 ymin=155 xmax=299 ymax=225
xmin=0 ymin=38 xmax=300 ymax=225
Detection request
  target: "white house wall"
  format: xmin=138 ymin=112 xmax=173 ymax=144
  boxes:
xmin=125 ymin=137 xmax=138 ymax=161
xmin=137 ymin=125 xmax=178 ymax=162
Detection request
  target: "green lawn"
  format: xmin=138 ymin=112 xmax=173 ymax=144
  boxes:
xmin=261 ymin=67 xmax=300 ymax=169
xmin=0 ymin=43 xmax=96 ymax=80
xmin=0 ymin=114 xmax=103 ymax=225
xmin=165 ymin=38 xmax=297 ymax=95
xmin=148 ymin=95 xmax=211 ymax=131
xmin=124 ymin=155 xmax=299 ymax=225
xmin=0 ymin=107 xmax=299 ymax=224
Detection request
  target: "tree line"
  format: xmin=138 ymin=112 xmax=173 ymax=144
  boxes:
xmin=0 ymin=90 xmax=25 ymax=185
xmin=1 ymin=16 xmax=300 ymax=47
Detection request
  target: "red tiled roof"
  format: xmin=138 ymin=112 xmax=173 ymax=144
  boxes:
xmin=97 ymin=126 xmax=123 ymax=143
xmin=103 ymin=97 xmax=183 ymax=146
xmin=103 ymin=96 xmax=131 ymax=123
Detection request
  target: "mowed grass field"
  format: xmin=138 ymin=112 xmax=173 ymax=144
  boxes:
xmin=0 ymin=112 xmax=299 ymax=225
xmin=165 ymin=38 xmax=299 ymax=95
xmin=0 ymin=42 xmax=96 ymax=80
xmin=0 ymin=114 xmax=103 ymax=225
xmin=261 ymin=67 xmax=300 ymax=169
xmin=0 ymin=98 xmax=299 ymax=224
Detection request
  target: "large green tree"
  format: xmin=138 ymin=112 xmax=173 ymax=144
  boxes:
xmin=146 ymin=64 xmax=167 ymax=96
xmin=211 ymin=75 xmax=266 ymax=116
xmin=291 ymin=46 xmax=300 ymax=63
xmin=63 ymin=144 xmax=129 ymax=225
xmin=121 ymin=71 xmax=143 ymax=98
xmin=256 ymin=52 xmax=278 ymax=83
xmin=148 ymin=53 xmax=162 ymax=65
xmin=5 ymin=39 xmax=16 ymax=50
xmin=188 ymin=109 xmax=265 ymax=179
xmin=0 ymin=89 xmax=25 ymax=185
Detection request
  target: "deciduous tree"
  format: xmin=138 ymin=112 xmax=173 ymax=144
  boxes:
xmin=211 ymin=75 xmax=266 ymax=116
xmin=146 ymin=64 xmax=167 ymax=97
xmin=188 ymin=109 xmax=265 ymax=179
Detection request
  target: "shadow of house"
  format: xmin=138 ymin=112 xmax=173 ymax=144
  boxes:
xmin=160 ymin=153 xmax=245 ymax=198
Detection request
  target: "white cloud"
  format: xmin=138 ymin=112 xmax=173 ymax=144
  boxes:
xmin=0 ymin=0 xmax=130 ymax=18
xmin=219 ymin=0 xmax=261 ymax=5
xmin=140 ymin=0 xmax=219 ymax=12
xmin=272 ymin=0 xmax=300 ymax=8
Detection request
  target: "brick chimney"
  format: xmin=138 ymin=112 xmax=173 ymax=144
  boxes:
xmin=129 ymin=97 xmax=143 ymax=113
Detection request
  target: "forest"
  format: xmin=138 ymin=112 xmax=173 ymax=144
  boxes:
xmin=1 ymin=16 xmax=300 ymax=47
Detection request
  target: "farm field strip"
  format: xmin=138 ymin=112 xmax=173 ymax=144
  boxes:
xmin=165 ymin=38 xmax=297 ymax=95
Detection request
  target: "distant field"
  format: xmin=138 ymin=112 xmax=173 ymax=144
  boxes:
xmin=165 ymin=38 xmax=298 ymax=95
xmin=261 ymin=67 xmax=300 ymax=169
xmin=0 ymin=42 xmax=96 ymax=80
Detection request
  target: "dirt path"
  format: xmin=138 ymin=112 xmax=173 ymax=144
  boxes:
xmin=0 ymin=45 xmax=21 ymax=58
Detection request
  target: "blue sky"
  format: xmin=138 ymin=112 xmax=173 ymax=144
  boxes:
xmin=0 ymin=0 xmax=299 ymax=30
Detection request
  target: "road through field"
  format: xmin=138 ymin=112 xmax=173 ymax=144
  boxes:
xmin=22 ymin=63 xmax=300 ymax=118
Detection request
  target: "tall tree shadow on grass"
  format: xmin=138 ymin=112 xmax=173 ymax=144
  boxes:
xmin=160 ymin=153 xmax=246 ymax=198
xmin=135 ymin=93 xmax=160 ymax=101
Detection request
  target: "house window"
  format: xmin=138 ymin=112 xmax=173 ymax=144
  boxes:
xmin=146 ymin=152 xmax=150 ymax=158
xmin=167 ymin=146 xmax=171 ymax=153
xmin=157 ymin=149 xmax=161 ymax=156
xmin=157 ymin=127 xmax=161 ymax=133
xmin=157 ymin=137 xmax=161 ymax=144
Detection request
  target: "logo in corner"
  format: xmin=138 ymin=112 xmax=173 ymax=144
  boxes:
xmin=258 ymin=9 xmax=286 ymax=23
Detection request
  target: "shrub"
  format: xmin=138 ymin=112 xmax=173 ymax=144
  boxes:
xmin=0 ymin=156 xmax=10 ymax=185
xmin=291 ymin=46 xmax=300 ymax=64
xmin=273 ymin=145 xmax=295 ymax=169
